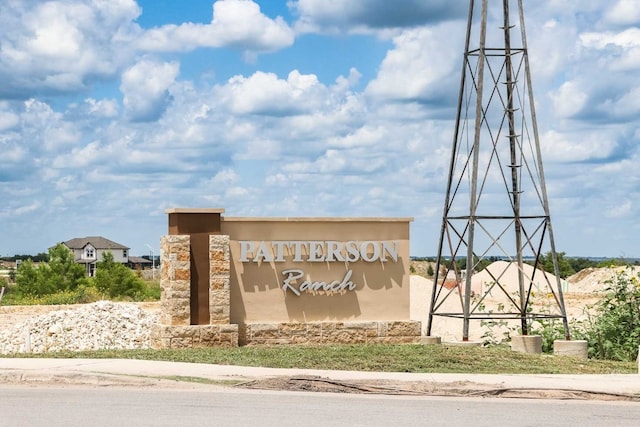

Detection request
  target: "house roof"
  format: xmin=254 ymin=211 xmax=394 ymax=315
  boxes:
xmin=62 ymin=236 xmax=130 ymax=250
xmin=128 ymin=256 xmax=152 ymax=265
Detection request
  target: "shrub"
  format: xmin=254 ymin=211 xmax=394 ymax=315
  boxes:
xmin=14 ymin=244 xmax=88 ymax=297
xmin=529 ymin=268 xmax=640 ymax=361
xmin=530 ymin=318 xmax=589 ymax=354
xmin=7 ymin=248 xmax=159 ymax=305
xmin=427 ymin=264 xmax=434 ymax=277
xmin=138 ymin=279 xmax=161 ymax=301
xmin=15 ymin=259 xmax=49 ymax=296
xmin=581 ymin=268 xmax=640 ymax=361
xmin=0 ymin=284 xmax=102 ymax=305
xmin=93 ymin=252 xmax=144 ymax=299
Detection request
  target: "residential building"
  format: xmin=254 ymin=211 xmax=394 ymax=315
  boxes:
xmin=62 ymin=236 xmax=130 ymax=276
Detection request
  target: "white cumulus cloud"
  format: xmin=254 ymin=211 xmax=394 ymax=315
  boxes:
xmin=0 ymin=0 xmax=140 ymax=97
xmin=120 ymin=58 xmax=179 ymax=122
xmin=137 ymin=0 xmax=294 ymax=54
xmin=366 ymin=25 xmax=460 ymax=103
xmin=549 ymin=81 xmax=588 ymax=118
xmin=604 ymin=0 xmax=640 ymax=26
xmin=540 ymin=130 xmax=618 ymax=163
xmin=217 ymin=70 xmax=324 ymax=115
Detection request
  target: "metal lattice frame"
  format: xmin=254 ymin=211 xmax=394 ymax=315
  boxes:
xmin=427 ymin=0 xmax=570 ymax=340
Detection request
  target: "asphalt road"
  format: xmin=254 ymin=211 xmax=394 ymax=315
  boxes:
xmin=1 ymin=386 xmax=640 ymax=427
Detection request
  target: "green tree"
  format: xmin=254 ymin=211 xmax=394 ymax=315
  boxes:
xmin=539 ymin=251 xmax=575 ymax=279
xmin=426 ymin=264 xmax=434 ymax=277
xmin=46 ymin=243 xmax=87 ymax=292
xmin=452 ymin=256 xmax=495 ymax=274
xmin=596 ymin=258 xmax=631 ymax=268
xmin=15 ymin=244 xmax=87 ymax=297
xmin=93 ymin=251 xmax=144 ymax=299
xmin=567 ymin=257 xmax=597 ymax=273
xmin=6 ymin=252 xmax=49 ymax=262
xmin=15 ymin=258 xmax=50 ymax=296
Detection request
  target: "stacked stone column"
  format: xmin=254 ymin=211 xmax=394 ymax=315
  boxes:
xmin=151 ymin=234 xmax=238 ymax=348
xmin=209 ymin=235 xmax=231 ymax=324
xmin=159 ymin=235 xmax=190 ymax=326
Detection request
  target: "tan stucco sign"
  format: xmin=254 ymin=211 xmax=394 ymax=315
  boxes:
xmin=221 ymin=218 xmax=412 ymax=324
xmin=154 ymin=209 xmax=420 ymax=349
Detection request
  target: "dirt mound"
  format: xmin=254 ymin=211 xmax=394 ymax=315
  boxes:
xmin=410 ymin=260 xmax=433 ymax=277
xmin=567 ymin=268 xmax=599 ymax=283
xmin=566 ymin=266 xmax=640 ymax=294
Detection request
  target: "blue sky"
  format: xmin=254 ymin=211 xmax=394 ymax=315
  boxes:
xmin=1 ymin=0 xmax=639 ymax=258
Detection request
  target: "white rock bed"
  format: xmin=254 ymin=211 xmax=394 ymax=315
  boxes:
xmin=0 ymin=301 xmax=159 ymax=354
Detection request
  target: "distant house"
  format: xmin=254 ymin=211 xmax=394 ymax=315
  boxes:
xmin=127 ymin=256 xmax=153 ymax=271
xmin=62 ymin=236 xmax=131 ymax=276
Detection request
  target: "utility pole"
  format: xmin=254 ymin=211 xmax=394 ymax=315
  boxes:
xmin=146 ymin=244 xmax=155 ymax=280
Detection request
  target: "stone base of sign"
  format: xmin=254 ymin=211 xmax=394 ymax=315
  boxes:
xmin=150 ymin=324 xmax=239 ymax=349
xmin=554 ymin=339 xmax=588 ymax=359
xmin=510 ymin=335 xmax=542 ymax=354
xmin=419 ymin=336 xmax=442 ymax=345
xmin=238 ymin=321 xmax=421 ymax=345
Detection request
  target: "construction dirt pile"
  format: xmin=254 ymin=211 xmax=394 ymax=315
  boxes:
xmin=566 ymin=266 xmax=640 ymax=294
xmin=410 ymin=263 xmax=640 ymax=343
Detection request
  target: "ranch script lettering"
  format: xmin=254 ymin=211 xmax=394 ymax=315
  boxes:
xmin=238 ymin=240 xmax=399 ymax=296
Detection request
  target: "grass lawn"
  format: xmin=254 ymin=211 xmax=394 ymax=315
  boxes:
xmin=5 ymin=344 xmax=636 ymax=375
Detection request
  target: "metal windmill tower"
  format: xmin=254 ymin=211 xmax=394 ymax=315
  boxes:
xmin=427 ymin=0 xmax=570 ymax=341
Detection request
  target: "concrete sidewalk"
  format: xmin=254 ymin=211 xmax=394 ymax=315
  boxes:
xmin=1 ymin=358 xmax=638 ymax=397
